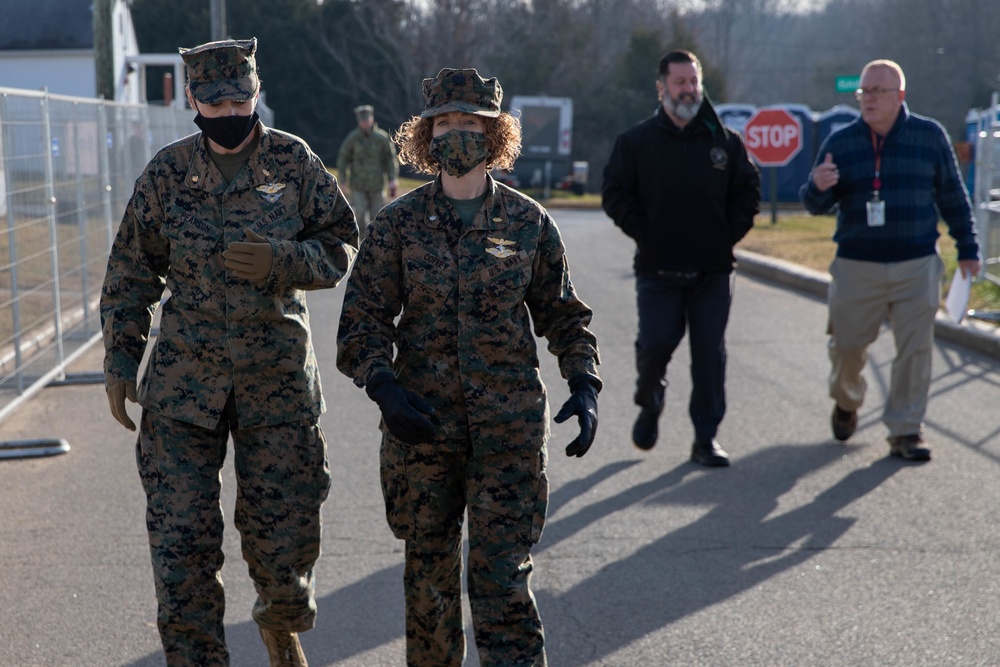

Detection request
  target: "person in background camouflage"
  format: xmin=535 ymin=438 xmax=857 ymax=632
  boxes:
xmin=336 ymin=104 xmax=399 ymax=238
xmin=336 ymin=67 xmax=601 ymax=667
xmin=100 ymin=37 xmax=358 ymax=667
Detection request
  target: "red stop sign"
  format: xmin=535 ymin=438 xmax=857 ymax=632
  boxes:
xmin=743 ymin=108 xmax=803 ymax=167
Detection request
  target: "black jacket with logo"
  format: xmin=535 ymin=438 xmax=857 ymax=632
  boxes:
xmin=602 ymin=99 xmax=760 ymax=274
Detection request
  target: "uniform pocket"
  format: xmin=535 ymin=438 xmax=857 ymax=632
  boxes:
xmin=485 ymin=259 xmax=532 ymax=299
xmin=528 ymin=447 xmax=550 ymax=545
xmin=379 ymin=435 xmax=415 ymax=540
xmin=255 ymin=207 xmax=306 ymax=241
xmin=403 ymin=258 xmax=453 ymax=311
xmin=300 ymin=423 xmax=332 ymax=508
xmin=928 ymin=254 xmax=945 ymax=309
xmin=163 ymin=206 xmax=224 ymax=298
xmin=134 ymin=422 xmax=158 ymax=499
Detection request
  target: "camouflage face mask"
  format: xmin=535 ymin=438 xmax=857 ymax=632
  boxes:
xmin=429 ymin=129 xmax=490 ymax=178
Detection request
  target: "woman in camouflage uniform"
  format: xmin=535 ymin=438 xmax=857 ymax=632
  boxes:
xmin=336 ymin=68 xmax=601 ymax=667
xmin=101 ymin=38 xmax=358 ymax=667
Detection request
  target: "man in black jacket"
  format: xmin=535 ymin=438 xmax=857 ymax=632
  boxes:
xmin=602 ymin=49 xmax=760 ymax=466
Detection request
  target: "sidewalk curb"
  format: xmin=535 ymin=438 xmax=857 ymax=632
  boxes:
xmin=735 ymin=249 xmax=1000 ymax=361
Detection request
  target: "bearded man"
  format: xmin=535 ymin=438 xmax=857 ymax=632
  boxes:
xmin=602 ymin=49 xmax=760 ymax=466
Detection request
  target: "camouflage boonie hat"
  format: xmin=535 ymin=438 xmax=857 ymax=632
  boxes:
xmin=180 ymin=38 xmax=259 ymax=104
xmin=354 ymin=104 xmax=374 ymax=119
xmin=420 ymin=68 xmax=502 ymax=118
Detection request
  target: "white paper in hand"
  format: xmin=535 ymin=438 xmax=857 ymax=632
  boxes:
xmin=945 ymin=268 xmax=971 ymax=323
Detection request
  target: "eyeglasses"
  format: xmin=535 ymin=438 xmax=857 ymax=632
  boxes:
xmin=854 ymin=87 xmax=900 ymax=100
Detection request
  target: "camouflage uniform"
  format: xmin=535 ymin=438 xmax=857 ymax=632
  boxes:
xmin=336 ymin=174 xmax=600 ymax=666
xmin=336 ymin=110 xmax=399 ymax=233
xmin=101 ymin=38 xmax=358 ymax=666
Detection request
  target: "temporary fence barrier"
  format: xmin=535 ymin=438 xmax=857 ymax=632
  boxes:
xmin=0 ymin=87 xmax=192 ymax=438
xmin=972 ymin=92 xmax=1000 ymax=290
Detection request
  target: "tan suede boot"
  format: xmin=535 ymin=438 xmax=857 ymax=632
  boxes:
xmin=259 ymin=627 xmax=308 ymax=667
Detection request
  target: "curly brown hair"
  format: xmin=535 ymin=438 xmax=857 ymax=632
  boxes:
xmin=394 ymin=112 xmax=522 ymax=175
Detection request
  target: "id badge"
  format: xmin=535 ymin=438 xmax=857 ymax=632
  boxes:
xmin=866 ymin=198 xmax=885 ymax=227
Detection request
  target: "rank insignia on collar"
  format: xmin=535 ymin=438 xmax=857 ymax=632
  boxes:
xmin=485 ymin=237 xmax=516 ymax=258
xmin=256 ymin=182 xmax=286 ymax=203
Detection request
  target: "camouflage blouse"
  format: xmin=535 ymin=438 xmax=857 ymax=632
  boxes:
xmin=337 ymin=175 xmax=600 ymax=452
xmin=101 ymin=122 xmax=358 ymax=429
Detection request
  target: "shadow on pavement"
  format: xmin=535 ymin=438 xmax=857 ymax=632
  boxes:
xmin=537 ymin=443 xmax=901 ymax=666
xmin=118 ymin=443 xmax=903 ymax=666
xmin=119 ymin=563 xmax=405 ymax=667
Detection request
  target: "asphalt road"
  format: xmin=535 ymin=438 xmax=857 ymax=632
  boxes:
xmin=2 ymin=208 xmax=1000 ymax=666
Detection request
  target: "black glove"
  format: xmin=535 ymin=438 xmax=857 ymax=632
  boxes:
xmin=365 ymin=373 xmax=437 ymax=445
xmin=554 ymin=375 xmax=600 ymax=457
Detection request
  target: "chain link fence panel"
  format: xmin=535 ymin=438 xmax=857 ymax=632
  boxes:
xmin=0 ymin=88 xmax=194 ymax=426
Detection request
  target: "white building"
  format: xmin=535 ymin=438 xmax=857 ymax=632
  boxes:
xmin=0 ymin=0 xmax=141 ymax=103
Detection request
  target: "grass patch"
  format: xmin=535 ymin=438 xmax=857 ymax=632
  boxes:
xmin=335 ymin=169 xmax=601 ymax=208
xmin=741 ymin=213 xmax=1000 ymax=312
xmin=396 ymin=175 xmax=600 ymax=208
xmin=740 ymin=214 xmax=837 ymax=271
xmin=538 ymin=191 xmax=601 ymax=208
xmin=332 ymin=166 xmax=1000 ymax=315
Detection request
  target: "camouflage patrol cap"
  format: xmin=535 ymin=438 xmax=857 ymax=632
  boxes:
xmin=180 ymin=38 xmax=259 ymax=104
xmin=354 ymin=105 xmax=374 ymax=119
xmin=420 ymin=68 xmax=502 ymax=118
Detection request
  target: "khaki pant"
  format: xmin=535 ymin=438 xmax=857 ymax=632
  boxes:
xmin=827 ymin=255 xmax=943 ymax=437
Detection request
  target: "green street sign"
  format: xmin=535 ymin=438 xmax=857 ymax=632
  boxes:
xmin=835 ymin=76 xmax=860 ymax=93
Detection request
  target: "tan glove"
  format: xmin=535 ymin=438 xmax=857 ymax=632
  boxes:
xmin=107 ymin=381 xmax=138 ymax=431
xmin=222 ymin=228 xmax=274 ymax=280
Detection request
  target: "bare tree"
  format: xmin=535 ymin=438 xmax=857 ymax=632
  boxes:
xmin=686 ymin=0 xmax=814 ymax=101
xmin=304 ymin=0 xmax=422 ymax=124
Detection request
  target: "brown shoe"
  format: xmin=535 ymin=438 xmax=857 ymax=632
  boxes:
xmin=888 ymin=433 xmax=931 ymax=461
xmin=831 ymin=405 xmax=857 ymax=441
xmin=259 ymin=627 xmax=308 ymax=667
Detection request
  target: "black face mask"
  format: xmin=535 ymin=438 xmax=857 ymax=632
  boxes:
xmin=194 ymin=111 xmax=259 ymax=150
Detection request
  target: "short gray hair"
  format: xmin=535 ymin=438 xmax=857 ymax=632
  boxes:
xmin=862 ymin=59 xmax=906 ymax=91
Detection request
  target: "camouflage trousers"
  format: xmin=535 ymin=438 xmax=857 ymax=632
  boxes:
xmin=136 ymin=400 xmax=331 ymax=667
xmin=380 ymin=435 xmax=550 ymax=667
xmin=350 ymin=188 xmax=385 ymax=236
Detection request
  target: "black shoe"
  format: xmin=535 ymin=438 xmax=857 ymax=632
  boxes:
xmin=691 ymin=439 xmax=730 ymax=467
xmin=888 ymin=433 xmax=931 ymax=461
xmin=632 ymin=409 xmax=659 ymax=450
xmin=831 ymin=405 xmax=857 ymax=441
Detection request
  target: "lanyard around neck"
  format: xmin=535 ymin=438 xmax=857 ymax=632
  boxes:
xmin=870 ymin=130 xmax=885 ymax=193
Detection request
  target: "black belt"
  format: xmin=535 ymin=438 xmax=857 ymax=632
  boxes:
xmin=646 ymin=269 xmax=701 ymax=280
